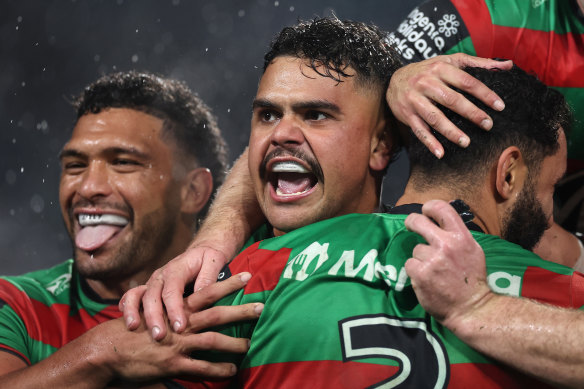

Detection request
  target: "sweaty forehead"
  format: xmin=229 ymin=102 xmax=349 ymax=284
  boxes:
xmin=258 ymin=56 xmax=380 ymax=106
xmin=68 ymin=108 xmax=166 ymax=148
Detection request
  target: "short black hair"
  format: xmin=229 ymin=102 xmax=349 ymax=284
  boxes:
xmin=264 ymin=17 xmax=402 ymax=93
xmin=408 ymin=65 xmax=571 ymax=192
xmin=73 ymin=71 xmax=229 ymax=219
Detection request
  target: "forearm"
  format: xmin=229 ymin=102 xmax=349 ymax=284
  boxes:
xmin=0 ymin=331 xmax=114 ymax=389
xmin=450 ymin=293 xmax=584 ymax=388
xmin=192 ymin=148 xmax=265 ymax=257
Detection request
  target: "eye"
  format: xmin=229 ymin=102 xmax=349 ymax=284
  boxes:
xmin=305 ymin=110 xmax=328 ymax=121
xmin=259 ymin=109 xmax=280 ymax=122
xmin=61 ymin=159 xmax=86 ymax=174
xmin=113 ymin=158 xmax=139 ymax=166
xmin=112 ymin=158 xmax=143 ymax=172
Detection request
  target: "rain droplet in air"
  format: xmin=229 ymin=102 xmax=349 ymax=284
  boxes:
xmin=30 ymin=194 xmax=45 ymax=213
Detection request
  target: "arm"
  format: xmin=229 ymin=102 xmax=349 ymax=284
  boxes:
xmin=122 ymin=148 xmax=265 ymax=340
xmin=404 ymin=200 xmax=584 ymax=388
xmin=0 ymin=273 xmax=262 ymax=389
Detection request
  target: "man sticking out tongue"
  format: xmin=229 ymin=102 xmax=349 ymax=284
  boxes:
xmin=0 ymin=71 xmax=262 ymax=388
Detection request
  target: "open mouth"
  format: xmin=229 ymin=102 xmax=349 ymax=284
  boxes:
xmin=75 ymin=213 xmax=129 ymax=252
xmin=269 ymin=161 xmax=318 ymax=197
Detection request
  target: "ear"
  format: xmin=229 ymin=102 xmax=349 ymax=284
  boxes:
xmin=180 ymin=167 xmax=214 ymax=214
xmin=369 ymin=126 xmax=392 ymax=172
xmin=495 ymin=146 xmax=527 ymax=200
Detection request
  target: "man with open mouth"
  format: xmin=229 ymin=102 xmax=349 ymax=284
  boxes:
xmin=0 ymin=71 xmax=261 ymax=388
xmin=128 ymin=17 xmax=584 ymax=388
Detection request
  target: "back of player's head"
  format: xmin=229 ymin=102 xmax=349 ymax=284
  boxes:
xmin=263 ymin=16 xmax=402 ymax=97
xmin=408 ymin=65 xmax=571 ymax=190
xmin=73 ymin=71 xmax=229 ymax=218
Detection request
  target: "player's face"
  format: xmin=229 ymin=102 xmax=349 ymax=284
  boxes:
xmin=59 ymin=108 xmax=185 ymax=283
xmin=502 ymin=129 xmax=567 ymax=250
xmin=249 ymin=56 xmax=390 ymax=235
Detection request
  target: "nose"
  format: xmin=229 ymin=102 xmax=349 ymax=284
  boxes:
xmin=270 ymin=116 xmax=305 ymax=148
xmin=77 ymin=161 xmax=113 ymax=200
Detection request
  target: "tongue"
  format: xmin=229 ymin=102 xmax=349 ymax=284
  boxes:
xmin=277 ymin=173 xmax=313 ymax=194
xmin=76 ymin=225 xmax=122 ymax=251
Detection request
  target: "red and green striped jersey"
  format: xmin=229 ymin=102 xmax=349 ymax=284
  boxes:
xmin=388 ymin=0 xmax=584 ymax=169
xmin=197 ymin=213 xmax=584 ymax=388
xmin=0 ymin=259 xmax=120 ymax=365
xmin=0 ymin=260 xmax=199 ymax=388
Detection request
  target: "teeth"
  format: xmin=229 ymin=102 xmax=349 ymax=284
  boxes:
xmin=78 ymin=214 xmax=129 ymax=227
xmin=276 ymin=188 xmax=308 ymax=196
xmin=271 ymin=161 xmax=309 ymax=173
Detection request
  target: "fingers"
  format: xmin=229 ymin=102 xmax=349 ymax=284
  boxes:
xmin=448 ymin=54 xmax=511 ymax=112
xmin=405 ymin=200 xmax=472 ymax=248
xmin=388 ymin=54 xmax=511 ymax=159
xmin=449 ymin=53 xmax=513 ymax=71
xmin=140 ymin=269 xmax=173 ymax=340
xmin=420 ymin=200 xmax=472 ymax=237
xmin=404 ymin=211 xmax=442 ymax=246
xmin=183 ymin=332 xmax=251 ymax=354
xmin=175 ymin=359 xmax=238 ymax=379
xmin=407 ymin=115 xmax=445 ymax=159
xmin=186 ymin=272 xmax=252 ymax=312
xmin=193 ymin=250 xmax=229 ymax=291
xmin=120 ymin=285 xmax=146 ymax=330
xmin=187 ymin=302 xmax=264 ymax=333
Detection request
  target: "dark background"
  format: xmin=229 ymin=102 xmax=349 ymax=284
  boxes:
xmin=0 ymin=0 xmax=418 ymax=275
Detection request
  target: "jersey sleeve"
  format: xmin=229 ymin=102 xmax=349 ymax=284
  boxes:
xmin=476 ymin=233 xmax=584 ymax=309
xmin=0 ymin=279 xmax=34 ymax=365
xmin=388 ymin=0 xmax=482 ymax=62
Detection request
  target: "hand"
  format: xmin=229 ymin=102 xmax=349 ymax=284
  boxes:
xmin=387 ymin=53 xmax=512 ymax=158
xmin=94 ymin=290 xmax=261 ymax=385
xmin=121 ymin=265 xmax=245 ymax=343
xmin=403 ymin=200 xmax=492 ymax=328
xmin=114 ymin=272 xmax=262 ymax=382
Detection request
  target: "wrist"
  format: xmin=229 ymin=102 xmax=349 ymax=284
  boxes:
xmin=81 ymin=324 xmax=119 ymax=383
xmin=441 ymin=287 xmax=497 ymax=341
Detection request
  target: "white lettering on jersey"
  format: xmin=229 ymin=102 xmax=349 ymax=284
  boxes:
xmin=389 ymin=6 xmax=460 ymax=61
xmin=283 ymin=241 xmax=410 ymax=290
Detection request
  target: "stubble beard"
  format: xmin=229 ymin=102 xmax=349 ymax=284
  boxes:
xmin=501 ymin=180 xmax=549 ymax=251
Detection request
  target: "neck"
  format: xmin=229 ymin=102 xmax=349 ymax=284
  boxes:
xmin=397 ymin=181 xmax=500 ymax=236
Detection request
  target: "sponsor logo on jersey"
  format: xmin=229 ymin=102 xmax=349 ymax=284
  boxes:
xmin=282 ymin=240 xmax=523 ymax=297
xmin=45 ymin=273 xmax=71 ymax=296
xmin=388 ymin=0 xmax=469 ymax=61
xmin=282 ymin=241 xmax=408 ymax=291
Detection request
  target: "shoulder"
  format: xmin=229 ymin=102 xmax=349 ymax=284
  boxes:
xmin=0 ymin=260 xmax=74 ymax=305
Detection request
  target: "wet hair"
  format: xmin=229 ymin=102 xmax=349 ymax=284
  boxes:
xmin=264 ymin=16 xmax=402 ymax=94
xmin=72 ymin=70 xmax=229 ymax=219
xmin=408 ymin=65 xmax=572 ymax=193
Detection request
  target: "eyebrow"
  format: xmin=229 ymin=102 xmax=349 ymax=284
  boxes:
xmin=252 ymin=98 xmax=341 ymax=114
xmin=59 ymin=147 xmax=149 ymax=161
